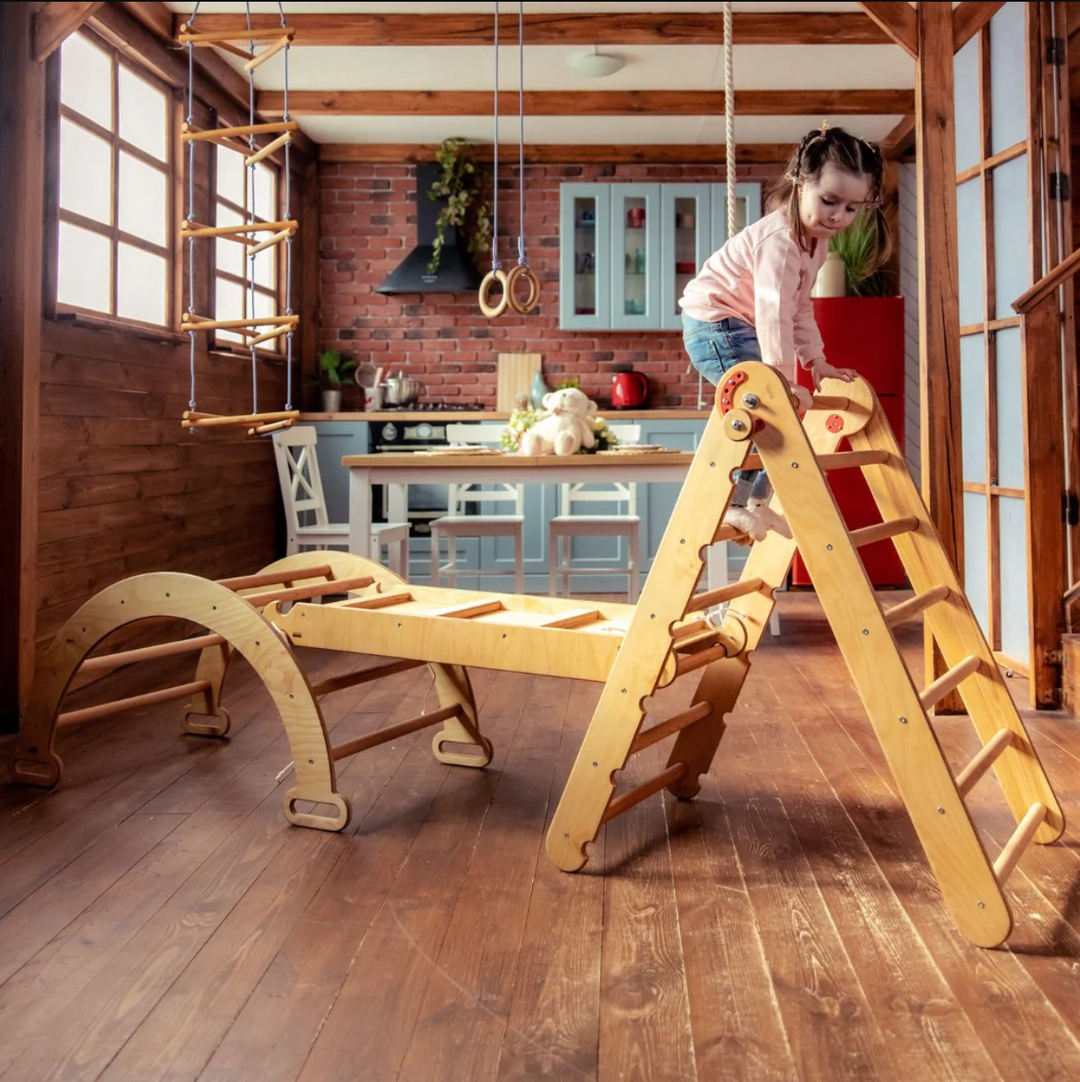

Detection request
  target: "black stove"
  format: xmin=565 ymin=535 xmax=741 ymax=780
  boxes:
xmin=381 ymin=401 xmax=486 ymax=412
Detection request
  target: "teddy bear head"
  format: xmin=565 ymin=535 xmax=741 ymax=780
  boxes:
xmin=541 ymin=386 xmax=597 ymax=421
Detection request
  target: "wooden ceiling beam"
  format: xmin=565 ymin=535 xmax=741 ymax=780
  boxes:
xmin=952 ymin=2 xmax=1006 ymax=53
xmin=319 ymin=143 xmax=794 ymax=165
xmin=263 ymin=89 xmax=914 ymax=118
xmin=175 ymin=12 xmax=893 ymax=47
xmin=34 ymin=2 xmax=105 ymax=63
xmin=880 ymin=115 xmax=916 ymax=160
xmin=858 ymin=3 xmax=918 ymax=61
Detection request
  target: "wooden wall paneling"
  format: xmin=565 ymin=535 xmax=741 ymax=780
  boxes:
xmin=916 ymin=1 xmax=966 ymax=712
xmin=0 ymin=3 xmax=46 ymax=730
xmin=33 ymin=1 xmax=104 ymax=63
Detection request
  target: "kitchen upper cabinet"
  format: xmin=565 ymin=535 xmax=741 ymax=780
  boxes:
xmin=560 ymin=181 xmax=762 ymax=331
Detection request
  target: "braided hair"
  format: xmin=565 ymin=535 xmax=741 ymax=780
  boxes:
xmin=767 ymin=125 xmax=891 ymax=270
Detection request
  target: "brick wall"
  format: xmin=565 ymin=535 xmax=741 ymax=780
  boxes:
xmin=319 ymin=161 xmax=782 ymax=409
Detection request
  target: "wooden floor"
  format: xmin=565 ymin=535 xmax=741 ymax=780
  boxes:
xmin=2 ymin=591 xmax=1080 ymax=1081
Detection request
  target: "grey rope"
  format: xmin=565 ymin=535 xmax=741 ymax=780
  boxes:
xmin=724 ymin=1 xmax=736 ymax=239
xmin=490 ymin=7 xmax=500 ymax=272
xmin=516 ymin=1 xmax=526 ymax=267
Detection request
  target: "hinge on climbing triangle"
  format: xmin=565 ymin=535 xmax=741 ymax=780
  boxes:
xmin=1050 ymin=172 xmax=1071 ymax=202
xmin=1063 ymin=491 xmax=1079 ymax=526
xmin=1046 ymin=36 xmax=1066 ymax=66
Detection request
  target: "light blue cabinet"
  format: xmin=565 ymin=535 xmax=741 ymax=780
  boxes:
xmin=559 ymin=181 xmax=763 ymax=331
xmin=308 ymin=419 xmax=750 ymax=594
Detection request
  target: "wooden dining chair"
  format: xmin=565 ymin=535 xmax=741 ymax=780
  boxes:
xmin=548 ymin=424 xmax=642 ymax=601
xmin=430 ymin=424 xmax=525 ymax=591
xmin=272 ymin=426 xmax=410 ymax=574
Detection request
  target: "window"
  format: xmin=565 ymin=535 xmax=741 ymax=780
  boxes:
xmin=56 ymin=32 xmax=172 ymax=327
xmin=213 ymin=144 xmax=281 ymax=350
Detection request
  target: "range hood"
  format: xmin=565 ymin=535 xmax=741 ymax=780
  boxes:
xmin=376 ymin=163 xmax=483 ymax=294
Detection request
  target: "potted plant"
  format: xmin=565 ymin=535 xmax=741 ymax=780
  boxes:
xmin=427 ymin=137 xmax=492 ymax=274
xmin=317 ymin=348 xmax=357 ymax=413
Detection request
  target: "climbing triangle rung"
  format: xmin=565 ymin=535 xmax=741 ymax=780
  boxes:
xmin=629 ymin=701 xmax=713 ymax=755
xmin=883 ymin=585 xmax=950 ymax=627
xmin=218 ymin=564 xmax=331 ymax=591
xmin=331 ymin=703 xmax=463 ymax=761
xmin=850 ymin=516 xmax=919 ymax=548
xmin=244 ymin=575 xmax=375 ymax=609
xmin=742 ymin=449 xmax=889 ymax=471
xmin=601 ymin=762 xmax=689 ymax=825
xmin=674 ymin=639 xmax=737 ymax=677
xmin=955 ymin=727 xmax=1015 ymax=797
xmin=920 ymin=654 xmax=981 ymax=710
xmin=993 ymin=802 xmax=1048 ymax=885
xmin=685 ymin=576 xmax=765 ymax=615
xmin=310 ymin=658 xmax=427 ymax=699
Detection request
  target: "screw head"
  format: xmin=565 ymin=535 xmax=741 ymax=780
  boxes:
xmin=731 ymin=418 xmax=746 ymax=432
xmin=741 ymin=393 xmax=759 ymax=408
xmin=899 ymin=716 xmax=908 ymax=724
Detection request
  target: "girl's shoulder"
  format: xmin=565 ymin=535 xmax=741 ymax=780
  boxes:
xmin=745 ymin=208 xmax=795 ymax=246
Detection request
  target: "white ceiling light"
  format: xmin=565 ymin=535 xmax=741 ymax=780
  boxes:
xmin=567 ymin=47 xmax=625 ymax=79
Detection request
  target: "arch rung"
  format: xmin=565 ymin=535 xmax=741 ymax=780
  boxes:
xmin=244 ymin=575 xmax=375 ymax=609
xmin=310 ymin=658 xmax=427 ymax=698
xmin=58 ymin=680 xmax=212 ymax=728
xmin=218 ymin=564 xmax=331 ymax=591
xmin=331 ymin=703 xmax=462 ymax=760
xmin=78 ymin=633 xmax=226 ymax=675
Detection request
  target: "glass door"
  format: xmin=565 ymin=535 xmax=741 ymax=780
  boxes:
xmin=558 ymin=184 xmax=611 ymax=330
xmin=659 ymin=185 xmax=712 ymax=331
xmin=610 ymin=184 xmax=661 ymax=330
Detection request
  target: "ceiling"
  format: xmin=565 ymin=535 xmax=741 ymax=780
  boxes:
xmin=163 ymin=2 xmax=918 ymax=155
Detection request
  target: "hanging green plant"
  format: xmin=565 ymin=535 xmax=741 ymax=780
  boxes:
xmin=427 ymin=137 xmax=492 ymax=274
xmin=828 ymin=210 xmax=893 ymax=297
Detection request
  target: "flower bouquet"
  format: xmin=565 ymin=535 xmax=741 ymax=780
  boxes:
xmin=500 ymin=406 xmax=619 ymax=454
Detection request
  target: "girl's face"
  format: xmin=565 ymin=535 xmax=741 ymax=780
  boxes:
xmin=798 ymin=163 xmax=872 ymax=241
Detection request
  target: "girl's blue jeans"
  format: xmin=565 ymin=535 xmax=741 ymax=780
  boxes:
xmin=682 ymin=313 xmax=773 ymax=506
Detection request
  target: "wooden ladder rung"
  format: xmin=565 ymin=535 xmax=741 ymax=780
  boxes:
xmin=181 ymin=220 xmax=298 ymax=240
xmin=342 ymin=592 xmax=414 ymax=610
xmin=78 ymin=633 xmax=226 ymax=675
xmin=181 ymin=121 xmax=298 ymax=144
xmin=58 ymin=680 xmax=212 ymax=727
xmin=245 ymin=130 xmax=294 ymax=167
xmin=428 ymin=599 xmax=505 ymax=618
xmin=249 ymin=419 xmax=294 ymax=437
xmin=883 ymin=585 xmax=950 ymax=628
xmin=330 ymin=703 xmax=462 ymax=761
xmin=808 ymin=394 xmax=852 ymax=411
xmin=310 ymin=658 xmax=427 ymax=698
xmin=244 ymin=575 xmax=375 ymax=609
xmin=601 ymin=763 xmax=689 ymax=824
xmin=248 ymin=325 xmax=296 ymax=349
xmin=182 ymin=408 xmax=299 ymax=430
xmin=629 ymin=702 xmax=713 ymax=755
xmin=217 ymin=565 xmax=331 ymax=591
xmin=537 ymin=608 xmax=603 ymax=629
xmin=674 ymin=640 xmax=737 ymax=677
xmin=249 ymin=227 xmax=296 ymax=256
xmin=919 ymin=654 xmax=981 ymax=710
xmin=850 ymin=516 xmax=920 ymax=548
xmin=712 ymin=523 xmax=750 ymax=544
xmin=742 ymin=449 xmax=889 ymax=472
xmin=684 ymin=576 xmax=765 ymax=615
xmin=955 ymin=727 xmax=1015 ymax=797
xmin=244 ymin=33 xmax=294 ymax=72
xmin=178 ymin=25 xmax=287 ymax=45
xmin=993 ymin=802 xmax=1048 ymax=885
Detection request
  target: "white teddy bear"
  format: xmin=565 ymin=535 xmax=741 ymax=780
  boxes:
xmin=519 ymin=387 xmax=597 ymax=456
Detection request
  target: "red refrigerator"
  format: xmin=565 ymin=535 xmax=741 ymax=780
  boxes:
xmin=791 ymin=296 xmax=907 ymax=588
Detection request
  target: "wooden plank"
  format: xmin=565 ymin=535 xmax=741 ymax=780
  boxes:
xmin=320 ymin=141 xmax=795 ymax=165
xmin=953 ymin=2 xmax=1007 ymax=52
xmin=261 ymin=88 xmax=915 ymax=118
xmin=858 ymin=2 xmax=919 ymax=59
xmin=179 ymin=11 xmax=895 ymax=46
xmin=0 ymin=3 xmax=45 ymax=732
xmin=916 ymin=0 xmax=966 ymax=711
xmin=33 ymin=1 xmax=104 ymax=62
xmin=880 ymin=114 xmax=916 ymax=160
xmin=1020 ymin=298 xmax=1068 ymax=706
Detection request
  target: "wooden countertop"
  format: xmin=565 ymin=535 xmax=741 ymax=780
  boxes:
xmin=301 ymin=408 xmax=712 ymax=422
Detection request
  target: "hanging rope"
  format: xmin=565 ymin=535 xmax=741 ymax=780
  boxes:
xmin=724 ymin=1 xmax=736 ymax=240
xmin=506 ymin=0 xmax=540 ymax=315
xmin=477 ymin=6 xmax=509 ymax=318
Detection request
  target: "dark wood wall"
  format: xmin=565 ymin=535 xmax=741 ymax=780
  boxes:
xmin=2 ymin=3 xmax=318 ymax=711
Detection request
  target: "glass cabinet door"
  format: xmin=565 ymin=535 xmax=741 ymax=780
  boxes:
xmin=610 ymin=184 xmax=661 ymax=330
xmin=659 ymin=185 xmax=713 ymax=331
xmin=558 ymin=184 xmax=611 ymax=330
xmin=710 ymin=182 xmax=763 ymax=250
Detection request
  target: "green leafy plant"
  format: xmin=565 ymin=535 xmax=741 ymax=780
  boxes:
xmin=828 ymin=211 xmax=889 ymax=297
xmin=427 ymin=137 xmax=492 ymax=274
xmin=552 ymin=377 xmax=581 ymax=391
xmin=500 ymin=406 xmax=620 ymax=455
xmin=317 ymin=348 xmax=357 ymax=388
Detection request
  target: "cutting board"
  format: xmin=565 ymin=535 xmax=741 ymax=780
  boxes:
xmin=497 ymin=352 xmax=542 ymax=412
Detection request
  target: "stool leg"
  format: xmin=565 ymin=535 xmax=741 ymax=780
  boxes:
xmin=548 ymin=526 xmax=558 ymax=596
xmin=430 ymin=530 xmax=440 ymax=587
xmin=628 ymin=523 xmax=640 ymax=603
xmin=514 ymin=528 xmax=524 ymax=594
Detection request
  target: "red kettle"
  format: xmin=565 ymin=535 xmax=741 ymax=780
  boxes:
xmin=611 ymin=369 xmax=649 ymax=409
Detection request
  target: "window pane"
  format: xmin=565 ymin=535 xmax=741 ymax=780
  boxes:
xmin=216 ymin=145 xmax=245 ymax=209
xmin=992 ymin=155 xmax=1030 ymax=319
xmin=58 ymin=223 xmax=110 ymax=313
xmin=252 ymin=163 xmax=276 ymax=221
xmin=60 ymin=119 xmax=112 ymax=224
xmin=251 ymin=239 xmax=277 ymax=290
xmin=990 ymin=1 xmax=1028 ymax=154
xmin=119 ymin=152 xmax=166 ymax=246
xmin=956 ymin=179 xmax=983 ymax=326
xmin=117 ymin=244 xmax=166 ymax=325
xmin=214 ymin=204 xmax=246 ymax=279
xmin=215 ymin=276 xmax=246 ymax=344
xmin=954 ymin=34 xmax=981 ymax=173
xmin=995 ymin=326 xmax=1025 ymax=490
xmin=962 ymin=491 xmax=990 ymax=637
xmin=60 ymin=34 xmax=112 ymax=129
xmin=119 ymin=66 xmax=167 ymax=161
xmin=960 ymin=333 xmax=986 ymax=484
xmin=998 ymin=495 xmax=1029 ymax=663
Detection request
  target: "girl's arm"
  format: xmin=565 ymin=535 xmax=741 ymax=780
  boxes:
xmin=751 ymin=231 xmax=804 ymax=367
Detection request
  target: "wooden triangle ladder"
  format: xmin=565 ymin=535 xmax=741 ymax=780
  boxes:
xmin=546 ymin=363 xmax=1064 ymax=948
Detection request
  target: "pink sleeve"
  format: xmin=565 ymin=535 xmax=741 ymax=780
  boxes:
xmin=793 ymin=288 xmax=826 ymax=369
xmin=751 ymin=230 xmax=803 ymax=367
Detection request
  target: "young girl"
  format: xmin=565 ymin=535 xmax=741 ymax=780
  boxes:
xmin=680 ymin=124 xmax=891 ymax=541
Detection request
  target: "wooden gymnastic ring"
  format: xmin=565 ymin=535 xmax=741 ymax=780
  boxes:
xmin=478 ymin=269 xmax=510 ymax=318
xmin=506 ymin=264 xmax=541 ymax=315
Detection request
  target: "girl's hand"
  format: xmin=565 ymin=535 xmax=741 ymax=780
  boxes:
xmin=809 ymin=359 xmax=857 ymax=391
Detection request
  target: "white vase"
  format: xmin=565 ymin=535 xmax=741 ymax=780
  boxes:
xmin=812 ymin=251 xmax=846 ymax=298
